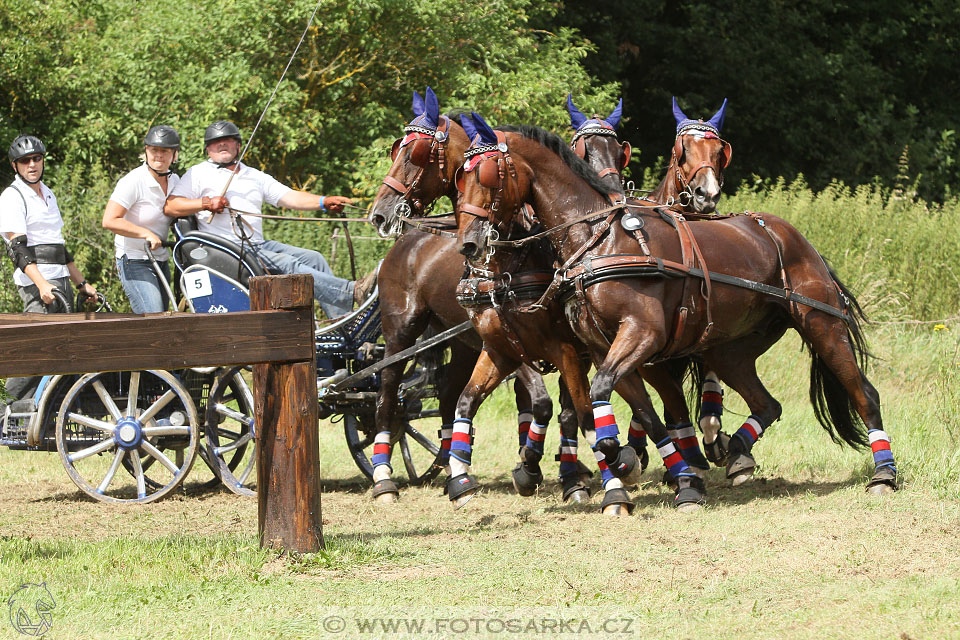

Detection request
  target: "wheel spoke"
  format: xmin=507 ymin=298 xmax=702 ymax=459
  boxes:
xmin=138 ymin=389 xmax=177 ymax=423
xmin=97 ymin=449 xmax=126 ymax=493
xmin=67 ymin=412 xmax=115 ymax=433
xmin=214 ymin=403 xmax=254 ymax=426
xmin=92 ymin=379 xmax=124 ymax=421
xmin=68 ymin=437 xmax=117 ymax=463
xmin=142 ymin=425 xmax=191 ymax=437
xmin=140 ymin=440 xmax=179 ymax=474
xmin=130 ymin=450 xmax=147 ymax=498
xmin=214 ymin=432 xmax=254 ymax=456
xmin=405 ymin=424 xmax=441 ymax=455
xmin=126 ymin=371 xmax=141 ymax=418
xmin=235 ymin=456 xmax=256 ymax=484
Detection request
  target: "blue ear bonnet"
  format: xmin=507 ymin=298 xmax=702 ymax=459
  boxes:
xmin=462 ymin=111 xmax=499 ymax=149
xmin=673 ymin=96 xmax=728 ymax=135
xmin=408 ymin=86 xmax=441 ymax=131
xmin=567 ymin=95 xmax=622 ymax=143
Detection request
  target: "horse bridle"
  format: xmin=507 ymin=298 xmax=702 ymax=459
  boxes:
xmin=570 ymin=120 xmax=631 ymax=181
xmin=381 ymin=115 xmax=452 ymax=215
xmin=671 ymin=123 xmax=733 ymax=197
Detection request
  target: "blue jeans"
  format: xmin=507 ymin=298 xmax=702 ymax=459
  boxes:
xmin=253 ymin=240 xmax=354 ymax=318
xmin=117 ymin=256 xmax=170 ymax=313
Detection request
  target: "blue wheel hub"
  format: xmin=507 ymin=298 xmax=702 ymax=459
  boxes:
xmin=115 ymin=416 xmax=144 ymax=450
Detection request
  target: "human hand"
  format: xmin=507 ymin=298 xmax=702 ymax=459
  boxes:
xmin=38 ymin=280 xmax=56 ymax=305
xmin=144 ymin=231 xmax=163 ymax=251
xmin=321 ymin=195 xmax=353 ymax=213
xmin=202 ymin=196 xmax=230 ymax=213
xmin=80 ymin=282 xmax=97 ymax=299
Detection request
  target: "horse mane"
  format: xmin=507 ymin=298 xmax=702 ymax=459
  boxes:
xmin=443 ymin=109 xmax=471 ymax=127
xmin=497 ymin=124 xmax=612 ymax=201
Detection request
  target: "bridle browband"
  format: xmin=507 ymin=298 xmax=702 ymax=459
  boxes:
xmin=458 ymin=131 xmax=518 ymax=222
xmin=381 ymin=115 xmax=452 ymax=214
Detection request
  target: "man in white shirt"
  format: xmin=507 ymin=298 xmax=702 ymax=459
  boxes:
xmin=164 ymin=121 xmax=376 ymax=318
xmin=1 ymin=134 xmax=98 ymax=402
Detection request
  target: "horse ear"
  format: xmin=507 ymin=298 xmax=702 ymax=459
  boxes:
xmin=672 ymin=96 xmax=689 ymax=127
xmin=424 ymin=86 xmax=440 ymax=127
xmin=567 ymin=94 xmax=587 ymax=129
xmin=469 ymin=112 xmax=498 ymax=145
xmin=412 ymin=90 xmax=425 ymax=117
xmin=461 ymin=113 xmax=480 ymax=146
xmin=606 ymin=98 xmax=623 ymax=130
xmin=707 ymin=98 xmax=728 ymax=132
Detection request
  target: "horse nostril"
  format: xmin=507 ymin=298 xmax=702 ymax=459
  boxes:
xmin=694 ymin=186 xmax=706 ymax=199
xmin=460 ymin=242 xmax=478 ymax=257
xmin=371 ymin=214 xmax=385 ymax=228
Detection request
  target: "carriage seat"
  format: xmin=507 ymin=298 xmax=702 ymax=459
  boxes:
xmin=172 ymin=216 xmax=267 ymax=287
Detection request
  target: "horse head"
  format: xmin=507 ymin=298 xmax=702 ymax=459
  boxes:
xmin=661 ymin=97 xmax=732 ymax=214
xmin=567 ymin=94 xmax=630 ymax=195
xmin=369 ymin=86 xmax=471 ymax=236
xmin=454 ymin=112 xmax=533 ymax=261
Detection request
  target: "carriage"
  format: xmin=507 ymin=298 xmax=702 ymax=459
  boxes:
xmin=0 ymin=218 xmax=459 ymax=503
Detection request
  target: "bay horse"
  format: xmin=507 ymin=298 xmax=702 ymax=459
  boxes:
xmin=447 ymin=113 xmax=713 ymax=514
xmin=367 ymin=88 xmax=585 ymax=503
xmin=454 ymin=113 xmax=898 ymax=496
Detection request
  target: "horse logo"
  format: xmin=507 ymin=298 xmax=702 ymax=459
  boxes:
xmin=7 ymin=582 xmax=55 ymax=636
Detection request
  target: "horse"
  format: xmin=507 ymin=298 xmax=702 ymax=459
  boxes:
xmin=447 ymin=112 xmax=715 ymax=514
xmin=567 ymin=95 xmax=720 ymax=480
xmin=367 ymin=87 xmax=586 ymax=503
xmin=454 ymin=112 xmax=898 ymax=497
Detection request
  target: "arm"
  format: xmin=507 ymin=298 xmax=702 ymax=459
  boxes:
xmin=66 ymin=261 xmax=97 ymax=299
xmin=277 ymin=191 xmax=353 ymax=213
xmin=164 ymin=195 xmax=229 ymax=218
xmin=102 ymin=200 xmax=162 ymax=250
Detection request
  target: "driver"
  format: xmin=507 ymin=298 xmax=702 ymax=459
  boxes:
xmin=0 ymin=134 xmax=98 ymax=403
xmin=164 ymin=120 xmax=376 ymax=318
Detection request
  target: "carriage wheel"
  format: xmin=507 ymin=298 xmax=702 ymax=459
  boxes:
xmin=204 ymin=366 xmax=256 ymax=496
xmin=342 ymin=411 xmax=443 ymax=486
xmin=55 ymin=370 xmax=199 ymax=504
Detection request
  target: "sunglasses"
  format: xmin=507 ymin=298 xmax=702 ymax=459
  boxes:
xmin=16 ymin=155 xmax=44 ymax=165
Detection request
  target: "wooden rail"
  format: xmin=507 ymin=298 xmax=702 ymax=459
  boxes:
xmin=0 ymin=274 xmax=323 ymax=553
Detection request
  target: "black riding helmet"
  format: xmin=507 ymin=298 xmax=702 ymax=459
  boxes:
xmin=8 ymin=135 xmax=46 ymax=163
xmin=144 ymin=125 xmax=180 ymax=149
xmin=8 ymin=135 xmax=47 ymax=184
xmin=204 ymin=120 xmax=242 ymax=146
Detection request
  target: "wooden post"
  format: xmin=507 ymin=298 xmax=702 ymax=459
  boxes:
xmin=250 ymin=274 xmax=323 ymax=552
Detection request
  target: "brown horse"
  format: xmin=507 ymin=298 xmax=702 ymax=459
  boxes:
xmin=447 ymin=113 xmax=713 ymax=513
xmin=455 ymin=115 xmax=898 ymax=496
xmin=367 ymin=88 xmax=575 ymax=503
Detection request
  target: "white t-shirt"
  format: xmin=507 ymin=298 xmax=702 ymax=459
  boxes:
xmin=109 ymin=164 xmax=180 ymax=260
xmin=0 ymin=176 xmax=70 ymax=286
xmin=169 ymin=160 xmax=292 ymax=244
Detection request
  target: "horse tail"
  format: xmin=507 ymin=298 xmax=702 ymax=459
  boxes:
xmin=661 ymin=356 xmax=706 ymax=417
xmin=806 ymin=256 xmax=871 ymax=450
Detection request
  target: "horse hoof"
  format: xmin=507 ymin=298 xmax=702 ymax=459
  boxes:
xmin=602 ymin=503 xmax=630 ymax=517
xmin=866 ymin=483 xmax=894 ymax=496
xmin=730 ymin=469 xmax=754 ymax=486
xmin=562 ymin=481 xmax=591 ymax=504
xmin=675 ymin=474 xmax=706 ymax=510
xmin=511 ymin=462 xmax=543 ymax=497
xmin=447 ymin=473 xmax=479 ymax=509
xmin=676 ymin=501 xmax=702 ymax=513
xmin=452 ymin=490 xmax=478 ymax=510
xmin=600 ymin=487 xmax=634 ymax=516
xmin=726 ymin=450 xmax=756 ymax=486
xmin=371 ymin=479 xmax=399 ymax=503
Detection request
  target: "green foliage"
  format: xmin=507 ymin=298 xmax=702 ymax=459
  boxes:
xmin=545 ymin=0 xmax=960 ymax=202
xmin=0 ymin=0 xmax=617 ymax=310
xmin=724 ymin=177 xmax=960 ymax=321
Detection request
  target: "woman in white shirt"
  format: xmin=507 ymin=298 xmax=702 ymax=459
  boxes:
xmin=102 ymin=126 xmax=180 ymax=313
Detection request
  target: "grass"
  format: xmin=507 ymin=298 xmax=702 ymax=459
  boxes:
xmin=0 ymin=323 xmax=958 ymax=639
